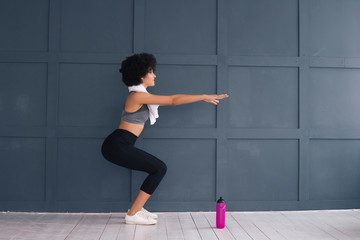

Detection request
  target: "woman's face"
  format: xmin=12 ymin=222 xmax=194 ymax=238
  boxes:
xmin=141 ymin=69 xmax=156 ymax=87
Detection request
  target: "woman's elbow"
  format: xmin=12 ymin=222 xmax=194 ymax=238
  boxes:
xmin=170 ymin=95 xmax=179 ymax=106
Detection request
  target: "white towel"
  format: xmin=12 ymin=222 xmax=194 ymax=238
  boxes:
xmin=128 ymin=84 xmax=159 ymax=125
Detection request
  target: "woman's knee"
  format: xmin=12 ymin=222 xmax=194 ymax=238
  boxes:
xmin=156 ymin=161 xmax=167 ymax=177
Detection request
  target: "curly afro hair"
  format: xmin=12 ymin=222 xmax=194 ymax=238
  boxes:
xmin=119 ymin=53 xmax=157 ymax=86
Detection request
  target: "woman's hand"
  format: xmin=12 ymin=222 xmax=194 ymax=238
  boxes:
xmin=203 ymin=94 xmax=229 ymax=105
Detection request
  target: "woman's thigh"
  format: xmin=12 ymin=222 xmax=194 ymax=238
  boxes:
xmin=109 ymin=145 xmax=165 ymax=174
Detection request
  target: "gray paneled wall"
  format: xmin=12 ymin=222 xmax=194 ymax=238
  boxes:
xmin=0 ymin=0 xmax=359 ymax=212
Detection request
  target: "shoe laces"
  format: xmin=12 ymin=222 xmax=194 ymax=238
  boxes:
xmin=142 ymin=208 xmax=150 ymax=214
xmin=137 ymin=210 xmax=150 ymax=219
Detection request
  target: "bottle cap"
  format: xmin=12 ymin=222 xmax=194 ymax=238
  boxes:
xmin=217 ymin=196 xmax=225 ymax=203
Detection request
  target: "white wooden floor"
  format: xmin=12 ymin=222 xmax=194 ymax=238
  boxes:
xmin=1 ymin=210 xmax=360 ymax=240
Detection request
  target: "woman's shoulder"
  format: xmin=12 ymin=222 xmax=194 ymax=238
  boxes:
xmin=124 ymin=92 xmax=144 ymax=111
xmin=128 ymin=91 xmax=149 ymax=96
xmin=127 ymin=91 xmax=146 ymax=97
xmin=127 ymin=92 xmax=150 ymax=101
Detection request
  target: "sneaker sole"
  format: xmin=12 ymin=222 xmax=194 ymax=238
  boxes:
xmin=125 ymin=220 xmax=157 ymax=225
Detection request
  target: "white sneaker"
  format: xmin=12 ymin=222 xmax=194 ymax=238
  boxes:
xmin=125 ymin=211 xmax=157 ymax=225
xmin=141 ymin=208 xmax=158 ymax=219
xmin=127 ymin=208 xmax=158 ymax=219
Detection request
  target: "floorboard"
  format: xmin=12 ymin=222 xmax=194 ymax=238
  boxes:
xmin=1 ymin=210 xmax=359 ymax=240
xmin=178 ymin=212 xmax=202 ymax=240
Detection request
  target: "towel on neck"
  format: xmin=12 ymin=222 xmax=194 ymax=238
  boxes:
xmin=128 ymin=84 xmax=159 ymax=125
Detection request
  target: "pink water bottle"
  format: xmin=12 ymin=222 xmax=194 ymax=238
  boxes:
xmin=216 ymin=197 xmax=226 ymax=228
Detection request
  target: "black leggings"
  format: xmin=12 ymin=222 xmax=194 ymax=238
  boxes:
xmin=101 ymin=129 xmax=167 ymax=195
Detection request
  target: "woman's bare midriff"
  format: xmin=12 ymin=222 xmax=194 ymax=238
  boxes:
xmin=118 ymin=120 xmax=144 ymax=137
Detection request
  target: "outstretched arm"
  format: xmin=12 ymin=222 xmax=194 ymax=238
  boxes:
xmin=131 ymin=92 xmax=229 ymax=106
xmin=173 ymin=94 xmax=229 ymax=105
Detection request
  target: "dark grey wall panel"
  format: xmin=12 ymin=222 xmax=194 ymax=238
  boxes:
xmin=309 ymin=68 xmax=360 ymax=129
xmin=0 ymin=63 xmax=47 ymax=126
xmin=144 ymin=0 xmax=217 ymax=54
xmin=228 ymin=0 xmax=298 ymax=56
xmin=309 ymin=140 xmax=360 ymax=200
xmin=227 ymin=140 xmax=299 ymax=201
xmin=1 ymin=0 xmax=360 ymax=212
xmin=0 ymin=137 xmax=45 ymax=201
xmin=59 ymin=63 xmax=126 ymax=127
xmin=57 ymin=138 xmax=131 ymax=201
xmin=0 ymin=0 xmax=49 ymax=51
xmin=135 ymin=139 xmax=216 ymax=202
xmin=309 ymin=0 xmax=360 ymax=57
xmin=228 ymin=67 xmax=298 ymax=128
xmin=60 ymin=0 xmax=133 ymax=52
xmin=149 ymin=65 xmax=217 ymax=128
